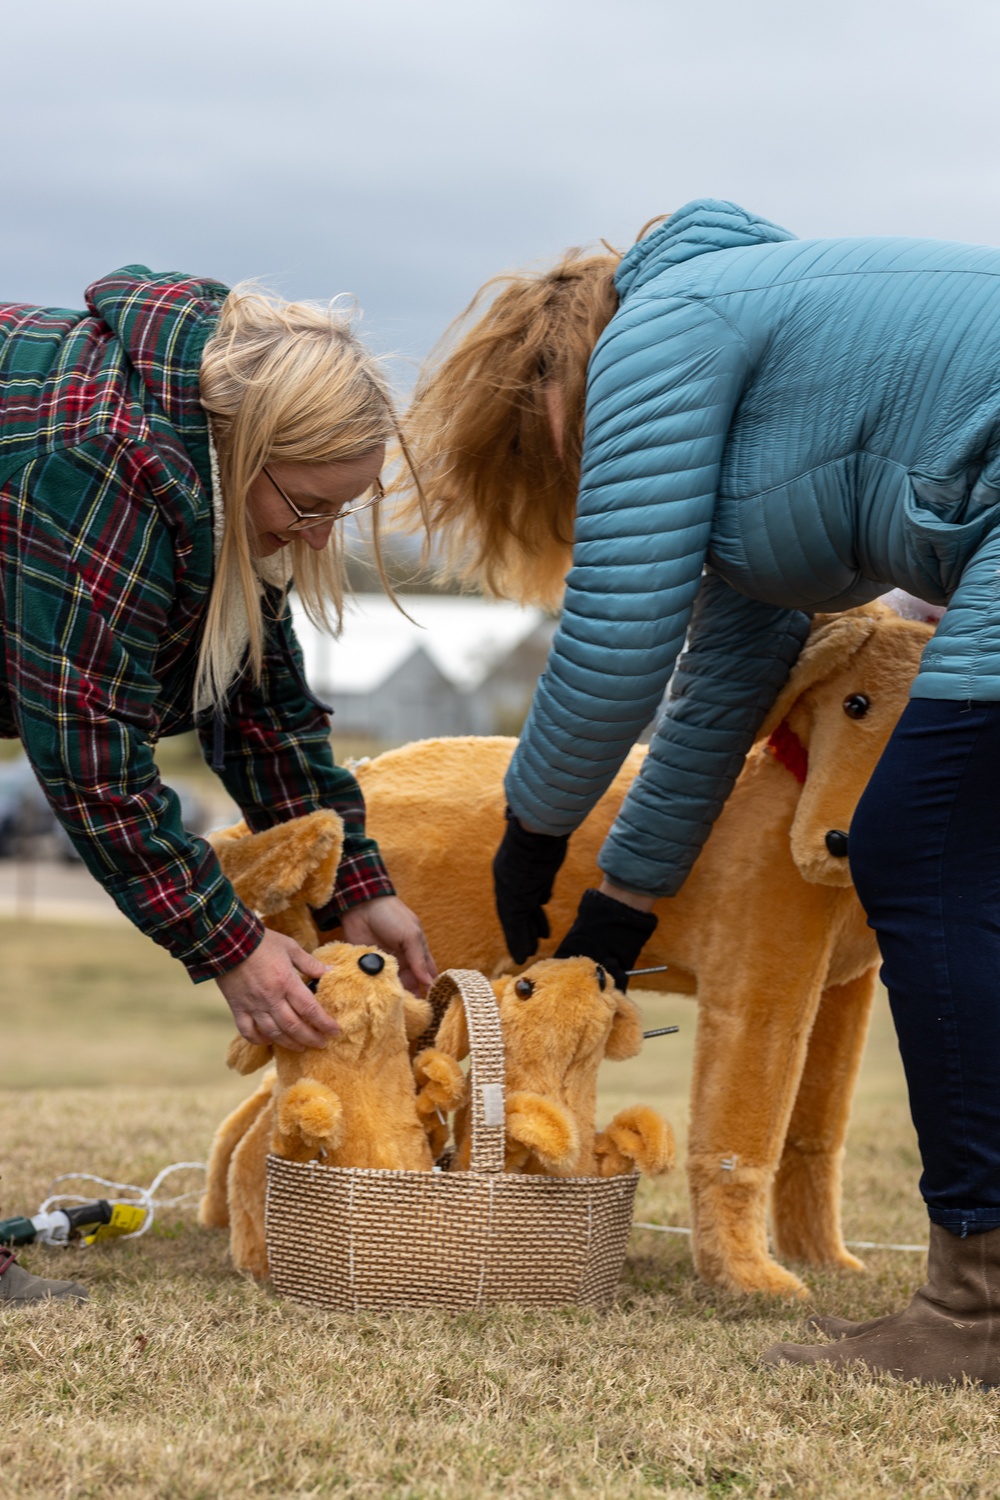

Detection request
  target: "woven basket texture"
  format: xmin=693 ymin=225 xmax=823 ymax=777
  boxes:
xmin=266 ymin=968 xmax=639 ymax=1311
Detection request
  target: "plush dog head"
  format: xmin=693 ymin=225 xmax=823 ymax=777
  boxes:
xmin=757 ymin=604 xmax=933 ymax=886
xmin=226 ymin=940 xmax=432 ymax=1076
xmin=434 ymin=956 xmax=643 ymax=1078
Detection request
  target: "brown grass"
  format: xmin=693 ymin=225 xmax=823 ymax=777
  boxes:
xmin=2 ymin=917 xmax=999 ymax=1498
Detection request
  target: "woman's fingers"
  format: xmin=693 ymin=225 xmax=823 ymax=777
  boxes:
xmin=340 ymin=896 xmax=438 ymax=994
xmin=401 ymin=929 xmax=438 ymax=992
xmin=216 ymin=928 xmax=338 ymax=1050
xmin=286 ymin=940 xmax=329 ymax=981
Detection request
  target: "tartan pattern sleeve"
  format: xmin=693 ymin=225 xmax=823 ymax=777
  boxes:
xmin=200 ymin=593 xmax=395 ymax=923
xmin=0 ymin=444 xmax=264 ymax=981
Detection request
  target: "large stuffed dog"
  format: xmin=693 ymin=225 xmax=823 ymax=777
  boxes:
xmin=353 ymin=604 xmax=933 ymax=1297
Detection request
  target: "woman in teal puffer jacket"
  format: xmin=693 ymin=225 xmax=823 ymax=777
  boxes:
xmin=404 ymin=200 xmax=1000 ymax=1386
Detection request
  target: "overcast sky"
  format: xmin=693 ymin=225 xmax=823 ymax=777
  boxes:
xmin=4 ymin=0 xmax=1000 ymax=371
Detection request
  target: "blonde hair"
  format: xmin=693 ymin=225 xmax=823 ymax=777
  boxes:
xmin=397 ymin=248 xmax=621 ymax=608
xmin=197 ymin=284 xmax=398 ymax=713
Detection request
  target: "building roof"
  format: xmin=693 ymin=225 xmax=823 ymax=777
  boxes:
xmin=291 ymin=594 xmax=548 ymax=695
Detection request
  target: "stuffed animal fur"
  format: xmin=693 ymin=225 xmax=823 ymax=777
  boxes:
xmin=420 ymin=956 xmax=674 ymax=1179
xmin=199 ymin=940 xmax=437 ymax=1277
xmin=353 ymin=604 xmax=934 ymax=1297
xmin=208 ymin=808 xmax=344 ymax=952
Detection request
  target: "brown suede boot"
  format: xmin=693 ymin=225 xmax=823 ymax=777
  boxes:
xmin=0 ymin=1250 xmax=88 ymax=1306
xmin=764 ymin=1222 xmax=1000 ymax=1385
xmin=806 ymin=1311 xmax=894 ymax=1340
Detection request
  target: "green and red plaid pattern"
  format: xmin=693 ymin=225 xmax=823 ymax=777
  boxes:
xmin=0 ymin=267 xmax=393 ymax=981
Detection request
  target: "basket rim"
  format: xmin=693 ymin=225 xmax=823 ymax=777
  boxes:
xmin=265 ymin=1154 xmax=640 ymax=1189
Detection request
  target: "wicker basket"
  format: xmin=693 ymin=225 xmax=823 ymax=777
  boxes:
xmin=265 ymin=967 xmax=639 ymax=1311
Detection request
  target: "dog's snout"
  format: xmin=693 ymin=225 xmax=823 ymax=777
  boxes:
xmin=825 ymin=829 xmax=850 ymax=858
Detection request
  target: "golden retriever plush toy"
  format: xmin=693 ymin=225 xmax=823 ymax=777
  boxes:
xmin=199 ymin=941 xmax=438 ymax=1278
xmin=421 ymin=956 xmax=674 ymax=1179
xmin=353 ymin=604 xmax=933 ymax=1298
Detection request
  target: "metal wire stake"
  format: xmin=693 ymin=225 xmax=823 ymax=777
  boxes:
xmin=626 ymin=965 xmax=670 ymax=976
xmin=642 ymin=1026 xmax=680 ymax=1039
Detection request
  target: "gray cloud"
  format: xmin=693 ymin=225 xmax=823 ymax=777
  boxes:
xmin=3 ymin=0 xmax=1000 ymax=364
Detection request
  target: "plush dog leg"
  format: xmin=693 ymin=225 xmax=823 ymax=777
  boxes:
xmin=594 ymin=1106 xmax=675 ymax=1178
xmin=506 ymin=1092 xmax=579 ymax=1173
xmin=227 ymin=1104 xmax=274 ymax=1278
xmin=688 ymin=965 xmax=828 ymax=1298
xmin=273 ymin=1078 xmax=344 ymax=1161
xmin=200 ymin=1070 xmax=277 ymax=1231
xmin=771 ymin=969 xmax=877 ymax=1270
xmin=413 ymin=1047 xmax=467 ymax=1159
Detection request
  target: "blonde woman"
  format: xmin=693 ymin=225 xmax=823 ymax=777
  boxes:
xmin=403 ymin=199 xmax=1000 ymax=1385
xmin=0 ymin=266 xmax=435 ymax=1305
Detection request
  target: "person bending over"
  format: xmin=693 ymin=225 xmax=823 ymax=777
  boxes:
xmin=400 ymin=199 xmax=1000 ymax=1386
xmin=0 ymin=269 xmax=435 ymax=1305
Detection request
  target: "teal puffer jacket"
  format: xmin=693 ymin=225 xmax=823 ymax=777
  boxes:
xmin=504 ymin=199 xmax=1000 ymax=896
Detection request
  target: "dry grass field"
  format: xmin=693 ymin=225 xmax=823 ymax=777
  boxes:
xmin=2 ymin=916 xmax=999 ymax=1498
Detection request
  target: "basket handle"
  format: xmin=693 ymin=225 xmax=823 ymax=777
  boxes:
xmin=426 ymin=968 xmax=506 ymax=1175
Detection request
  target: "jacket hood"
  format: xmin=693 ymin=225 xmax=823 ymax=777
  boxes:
xmin=615 ymin=198 xmax=796 ymax=300
xmin=85 ymin=265 xmax=228 ymax=486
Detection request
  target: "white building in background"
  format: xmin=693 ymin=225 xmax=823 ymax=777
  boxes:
xmin=291 ymin=594 xmax=556 ymax=744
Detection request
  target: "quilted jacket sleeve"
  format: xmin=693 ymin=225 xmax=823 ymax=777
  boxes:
xmin=504 ymin=295 xmax=812 ymax=896
xmin=598 ymin=571 xmax=810 ymax=894
xmin=504 ymin=295 xmax=751 ymax=834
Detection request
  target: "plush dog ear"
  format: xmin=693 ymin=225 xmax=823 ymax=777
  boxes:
xmin=296 ymin=811 xmax=345 ymax=910
xmin=226 ymin=1036 xmax=273 ymax=1075
xmin=433 ymin=996 xmax=470 ymax=1061
xmin=403 ymin=994 xmax=434 ymax=1041
xmin=605 ymin=992 xmax=644 ymax=1060
xmin=757 ymin=609 xmax=880 ymax=740
xmin=211 ymin=810 xmax=344 ymax=917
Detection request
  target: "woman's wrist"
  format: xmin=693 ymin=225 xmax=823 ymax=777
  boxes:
xmin=598 ymin=878 xmax=658 ymax=914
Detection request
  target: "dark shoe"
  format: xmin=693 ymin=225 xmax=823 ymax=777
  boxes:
xmin=764 ymin=1222 xmax=1000 ymax=1386
xmin=0 ymin=1251 xmax=88 ymax=1306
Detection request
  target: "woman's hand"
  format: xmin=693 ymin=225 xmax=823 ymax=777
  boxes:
xmin=554 ymin=888 xmax=659 ymax=992
xmin=340 ymin=895 xmax=438 ymax=995
xmin=216 ymin=928 xmax=338 ymax=1051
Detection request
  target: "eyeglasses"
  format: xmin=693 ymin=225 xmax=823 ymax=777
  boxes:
xmin=261 ymin=467 xmax=385 ymax=531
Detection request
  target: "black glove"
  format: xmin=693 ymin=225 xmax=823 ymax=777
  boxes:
xmin=493 ymin=808 xmax=570 ymax=964
xmin=554 ymin=888 xmax=658 ymax=991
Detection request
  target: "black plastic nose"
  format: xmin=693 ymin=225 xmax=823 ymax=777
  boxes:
xmin=358 ymin=952 xmax=385 ymax=975
xmin=825 ymin=829 xmax=850 ymax=858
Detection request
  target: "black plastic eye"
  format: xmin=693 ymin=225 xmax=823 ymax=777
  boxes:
xmin=595 ymin=965 xmax=607 ymax=992
xmin=304 ymin=977 xmax=320 ymax=993
xmin=514 ymin=977 xmax=534 ymax=999
xmin=358 ymin=952 xmax=385 ymax=975
xmin=843 ymin=694 xmax=870 ymax=720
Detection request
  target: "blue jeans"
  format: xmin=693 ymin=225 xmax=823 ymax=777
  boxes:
xmin=850 ymin=698 xmax=1000 ymax=1236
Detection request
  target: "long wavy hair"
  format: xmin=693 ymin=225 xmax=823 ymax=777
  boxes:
xmin=397 ymin=248 xmax=622 ymax=607
xmin=197 ymin=285 xmax=402 ymax=713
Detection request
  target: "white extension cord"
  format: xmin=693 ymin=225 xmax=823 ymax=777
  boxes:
xmin=633 ymin=1222 xmax=927 ymax=1253
xmin=37 ymin=1162 xmax=207 ymax=1244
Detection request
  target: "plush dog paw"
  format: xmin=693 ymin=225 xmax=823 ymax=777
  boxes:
xmin=414 ymin=1048 xmax=467 ymax=1112
xmin=413 ymin=1048 xmax=467 ymax=1158
xmin=595 ymin=1106 xmax=675 ymax=1177
xmin=274 ymin=1079 xmax=344 ymax=1158
xmin=506 ymin=1091 xmax=580 ymax=1172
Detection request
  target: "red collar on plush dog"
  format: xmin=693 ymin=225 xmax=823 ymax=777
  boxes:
xmin=766 ymin=720 xmax=808 ymax=784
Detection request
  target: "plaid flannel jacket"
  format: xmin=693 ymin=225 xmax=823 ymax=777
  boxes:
xmin=0 ymin=267 xmax=394 ymax=981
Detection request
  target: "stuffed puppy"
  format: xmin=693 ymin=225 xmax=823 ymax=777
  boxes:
xmin=421 ymin=956 xmax=674 ymax=1179
xmin=200 ymin=940 xmax=437 ymax=1278
xmin=207 ymin=808 xmax=344 ymax=952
